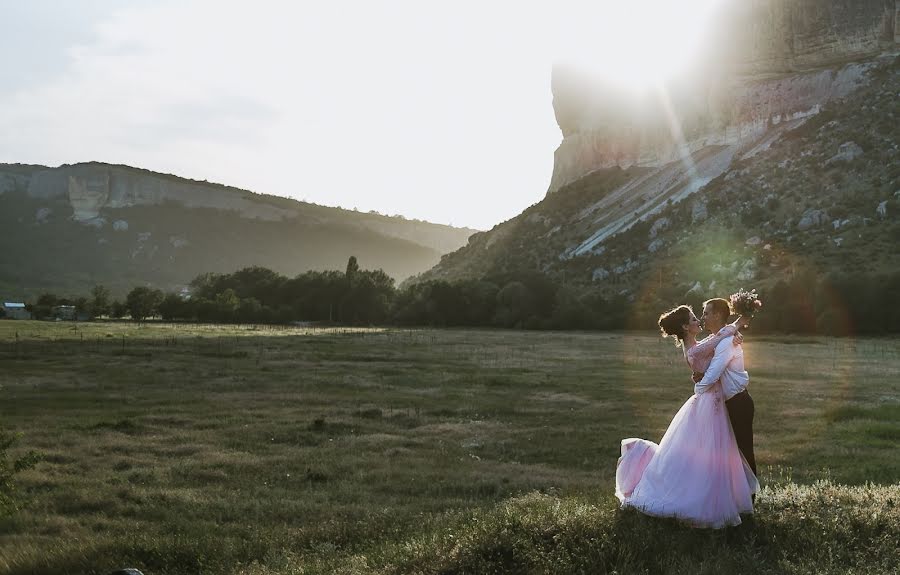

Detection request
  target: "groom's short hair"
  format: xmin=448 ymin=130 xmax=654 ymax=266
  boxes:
xmin=703 ymin=298 xmax=731 ymax=321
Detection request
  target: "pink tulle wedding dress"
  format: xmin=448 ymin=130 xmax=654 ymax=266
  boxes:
xmin=615 ymin=325 xmax=759 ymax=528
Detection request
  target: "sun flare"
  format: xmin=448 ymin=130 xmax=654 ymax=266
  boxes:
xmin=555 ymin=0 xmax=725 ymax=90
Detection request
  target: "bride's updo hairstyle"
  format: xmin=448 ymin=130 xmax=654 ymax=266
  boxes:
xmin=658 ymin=305 xmax=692 ymax=346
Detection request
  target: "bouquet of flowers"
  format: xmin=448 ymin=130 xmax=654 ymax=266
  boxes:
xmin=730 ymin=288 xmax=763 ymax=318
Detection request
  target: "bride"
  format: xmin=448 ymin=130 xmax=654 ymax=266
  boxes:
xmin=614 ymin=304 xmax=758 ymax=528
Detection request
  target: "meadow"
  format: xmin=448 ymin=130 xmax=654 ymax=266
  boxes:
xmin=0 ymin=321 xmax=897 ymax=574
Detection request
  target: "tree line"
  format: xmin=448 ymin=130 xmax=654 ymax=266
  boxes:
xmin=9 ymin=257 xmax=900 ymax=334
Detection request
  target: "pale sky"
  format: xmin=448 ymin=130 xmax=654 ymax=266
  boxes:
xmin=0 ymin=1 xmax=722 ymax=231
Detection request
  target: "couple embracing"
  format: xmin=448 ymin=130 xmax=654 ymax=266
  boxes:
xmin=615 ymin=296 xmax=759 ymax=528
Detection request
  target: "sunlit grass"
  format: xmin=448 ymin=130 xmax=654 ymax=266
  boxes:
xmin=0 ymin=321 xmax=897 ymax=574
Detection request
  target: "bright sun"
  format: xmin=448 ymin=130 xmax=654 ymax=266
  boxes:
xmin=555 ymin=0 xmax=725 ymax=90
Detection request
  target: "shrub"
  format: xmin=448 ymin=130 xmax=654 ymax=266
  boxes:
xmin=0 ymin=427 xmax=39 ymax=517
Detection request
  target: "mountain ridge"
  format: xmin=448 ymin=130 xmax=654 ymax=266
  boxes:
xmin=0 ymin=162 xmax=477 ymax=298
xmin=411 ymin=50 xmax=900 ymax=330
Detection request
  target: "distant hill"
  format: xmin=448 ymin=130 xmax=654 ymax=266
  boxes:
xmin=0 ymin=162 xmax=477 ymax=298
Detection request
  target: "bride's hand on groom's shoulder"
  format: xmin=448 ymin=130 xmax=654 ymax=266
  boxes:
xmin=733 ymin=332 xmax=744 ymax=346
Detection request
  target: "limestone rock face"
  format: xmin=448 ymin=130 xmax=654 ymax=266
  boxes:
xmin=547 ymin=0 xmax=896 ymax=194
xmin=730 ymin=0 xmax=895 ymax=74
xmin=68 ymin=173 xmax=110 ymax=221
xmin=691 ymin=200 xmax=709 ymax=224
xmin=798 ymin=208 xmax=830 ymax=230
xmin=0 ymin=172 xmax=29 ymax=195
xmin=35 ymin=207 xmax=51 ymax=223
xmin=736 ymin=259 xmax=756 ymax=282
xmin=826 ymin=141 xmax=864 ymax=165
xmin=169 ymin=235 xmax=190 ymax=248
xmin=686 ymin=281 xmax=703 ymax=297
xmin=649 ymin=217 xmax=670 ymax=239
xmin=28 ymin=165 xmax=295 ymax=221
xmin=592 ymin=267 xmax=610 ymax=281
xmin=1 ymin=175 xmax=16 ymax=195
xmin=549 ymin=62 xmax=874 ymax=194
xmin=17 ymin=162 xmax=476 ymax=256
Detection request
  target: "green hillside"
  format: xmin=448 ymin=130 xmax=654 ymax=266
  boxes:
xmin=415 ymin=55 xmax=900 ymax=319
xmin=0 ymin=164 xmax=475 ymax=299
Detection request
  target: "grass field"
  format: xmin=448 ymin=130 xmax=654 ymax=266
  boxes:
xmin=0 ymin=321 xmax=898 ymax=574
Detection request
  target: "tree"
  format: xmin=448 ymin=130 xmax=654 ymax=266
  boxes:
xmin=90 ymin=285 xmax=111 ymax=318
xmin=551 ymin=285 xmax=590 ymax=329
xmin=125 ymin=287 xmax=164 ymax=321
xmin=190 ymin=267 xmax=287 ymax=306
xmin=460 ymin=280 xmax=499 ymax=326
xmin=110 ymin=300 xmax=127 ymax=319
xmin=494 ymin=281 xmax=534 ymax=328
xmin=158 ymin=293 xmax=187 ymax=321
xmin=236 ymin=297 xmax=263 ymax=323
xmin=227 ymin=266 xmax=285 ymax=303
xmin=346 ymin=256 xmax=359 ymax=282
xmin=214 ymin=288 xmax=240 ymax=322
xmin=284 ymin=270 xmax=346 ymax=321
xmin=189 ymin=272 xmax=223 ymax=300
xmin=73 ymin=297 xmax=90 ymax=320
xmin=341 ymin=268 xmax=395 ymax=324
xmin=31 ymin=293 xmax=58 ymax=320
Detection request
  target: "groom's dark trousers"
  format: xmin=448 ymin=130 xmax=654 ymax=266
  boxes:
xmin=725 ymin=390 xmax=756 ymax=475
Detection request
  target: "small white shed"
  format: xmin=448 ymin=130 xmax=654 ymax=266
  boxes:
xmin=1 ymin=302 xmax=31 ymax=320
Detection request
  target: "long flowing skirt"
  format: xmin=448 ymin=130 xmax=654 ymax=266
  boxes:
xmin=615 ymin=385 xmax=758 ymax=528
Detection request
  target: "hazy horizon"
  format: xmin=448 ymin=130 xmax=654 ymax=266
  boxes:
xmin=0 ymin=0 xmax=723 ymax=231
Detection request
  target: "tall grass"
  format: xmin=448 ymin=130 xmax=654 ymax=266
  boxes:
xmin=0 ymin=322 xmax=897 ymax=574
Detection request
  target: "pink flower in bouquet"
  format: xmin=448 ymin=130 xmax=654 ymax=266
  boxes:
xmin=729 ymin=288 xmax=762 ymax=317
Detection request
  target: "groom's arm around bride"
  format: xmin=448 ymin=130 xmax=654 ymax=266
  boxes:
xmin=693 ymin=301 xmax=757 ymax=476
xmin=693 ymin=335 xmax=744 ymax=396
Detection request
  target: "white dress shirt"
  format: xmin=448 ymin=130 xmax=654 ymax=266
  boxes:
xmin=694 ymin=335 xmax=749 ymax=400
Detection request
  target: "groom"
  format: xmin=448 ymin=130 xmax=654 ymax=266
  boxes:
xmin=694 ymin=298 xmax=757 ymax=476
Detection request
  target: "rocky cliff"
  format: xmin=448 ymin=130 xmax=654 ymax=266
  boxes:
xmin=4 ymin=162 xmax=475 ymax=255
xmin=549 ymin=0 xmax=897 ymax=194
xmin=0 ymin=163 xmax=477 ymax=297
xmin=414 ymin=2 xmax=899 ymax=306
xmin=728 ymin=0 xmax=897 ymax=74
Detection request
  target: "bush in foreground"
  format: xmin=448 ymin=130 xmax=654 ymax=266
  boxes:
xmin=0 ymin=428 xmax=38 ymax=518
xmin=7 ymin=481 xmax=900 ymax=574
xmin=330 ymin=481 xmax=898 ymax=575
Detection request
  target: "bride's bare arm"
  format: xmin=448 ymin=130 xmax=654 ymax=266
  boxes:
xmin=688 ymin=323 xmax=738 ymax=361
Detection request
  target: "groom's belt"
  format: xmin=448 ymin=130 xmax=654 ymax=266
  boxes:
xmin=725 ymin=389 xmax=750 ymax=402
